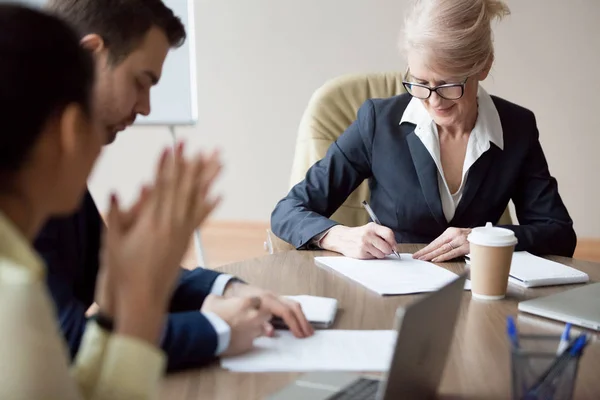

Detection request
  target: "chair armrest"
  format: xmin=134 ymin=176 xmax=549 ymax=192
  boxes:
xmin=264 ymin=229 xmax=294 ymax=254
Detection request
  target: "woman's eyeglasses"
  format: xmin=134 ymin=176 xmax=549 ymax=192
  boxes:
xmin=402 ymin=73 xmax=468 ymax=101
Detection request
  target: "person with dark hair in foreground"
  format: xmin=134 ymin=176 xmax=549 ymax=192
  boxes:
xmin=0 ymin=4 xmax=226 ymax=399
xmin=38 ymin=0 xmax=313 ymax=372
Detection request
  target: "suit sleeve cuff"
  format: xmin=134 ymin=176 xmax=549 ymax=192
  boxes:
xmin=311 ymin=226 xmax=336 ymax=248
xmin=202 ymin=311 xmax=231 ymax=356
xmin=296 ymin=220 xmax=339 ymax=249
xmin=210 ymin=274 xmax=235 ymax=296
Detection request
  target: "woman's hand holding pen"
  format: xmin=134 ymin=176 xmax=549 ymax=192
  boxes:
xmin=320 ymin=223 xmax=398 ymax=259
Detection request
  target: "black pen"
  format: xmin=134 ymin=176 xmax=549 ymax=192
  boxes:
xmin=361 ymin=201 xmax=401 ymax=259
xmin=524 ymin=334 xmax=587 ymax=398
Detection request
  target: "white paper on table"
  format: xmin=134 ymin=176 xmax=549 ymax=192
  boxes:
xmin=220 ymin=330 xmax=397 ymax=372
xmin=315 ymin=254 xmax=470 ymax=295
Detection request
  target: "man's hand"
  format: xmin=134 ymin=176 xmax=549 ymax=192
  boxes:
xmin=223 ymin=282 xmax=314 ymax=338
xmin=201 ymin=295 xmax=272 ymax=356
xmin=412 ymin=227 xmax=471 ymax=262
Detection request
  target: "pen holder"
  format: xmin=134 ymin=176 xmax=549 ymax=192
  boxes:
xmin=510 ymin=334 xmax=582 ymax=400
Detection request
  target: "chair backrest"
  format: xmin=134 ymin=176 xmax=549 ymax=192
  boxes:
xmin=289 ymin=72 xmax=407 ymax=227
xmin=288 ymin=71 xmax=513 ymax=228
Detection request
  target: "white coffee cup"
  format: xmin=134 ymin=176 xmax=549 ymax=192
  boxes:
xmin=467 ymin=222 xmax=518 ymax=300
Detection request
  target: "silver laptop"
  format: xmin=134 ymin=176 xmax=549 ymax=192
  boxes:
xmin=267 ymin=273 xmax=467 ymax=400
xmin=518 ymin=282 xmax=600 ymax=331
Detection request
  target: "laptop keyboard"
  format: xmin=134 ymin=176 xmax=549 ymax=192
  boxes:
xmin=327 ymin=378 xmax=379 ymax=400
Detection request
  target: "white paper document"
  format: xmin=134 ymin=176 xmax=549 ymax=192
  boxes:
xmin=220 ymin=330 xmax=397 ymax=372
xmin=315 ymin=254 xmax=470 ymax=295
xmin=285 ymin=295 xmax=338 ymax=327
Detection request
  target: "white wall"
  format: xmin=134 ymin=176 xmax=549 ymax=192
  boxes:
xmin=89 ymin=0 xmax=600 ymax=237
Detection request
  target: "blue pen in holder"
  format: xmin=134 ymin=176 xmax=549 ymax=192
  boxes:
xmin=510 ymin=333 xmax=586 ymax=400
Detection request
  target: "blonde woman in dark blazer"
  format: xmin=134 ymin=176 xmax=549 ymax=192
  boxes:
xmin=272 ymin=0 xmax=576 ymax=261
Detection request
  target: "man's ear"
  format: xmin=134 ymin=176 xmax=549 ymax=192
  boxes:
xmin=57 ymin=103 xmax=86 ymax=158
xmin=80 ymin=34 xmax=105 ymax=54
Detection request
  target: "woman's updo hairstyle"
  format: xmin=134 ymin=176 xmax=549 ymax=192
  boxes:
xmin=402 ymin=0 xmax=510 ymax=77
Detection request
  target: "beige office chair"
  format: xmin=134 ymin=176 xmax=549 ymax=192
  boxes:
xmin=288 ymin=72 xmax=407 ymax=227
xmin=266 ymin=72 xmax=512 ymax=253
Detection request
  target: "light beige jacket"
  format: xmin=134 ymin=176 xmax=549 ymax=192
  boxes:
xmin=0 ymin=211 xmax=165 ymax=400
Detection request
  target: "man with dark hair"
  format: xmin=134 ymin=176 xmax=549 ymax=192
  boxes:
xmin=37 ymin=0 xmax=313 ymax=372
xmin=47 ymin=0 xmax=186 ymax=64
xmin=45 ymin=0 xmax=186 ymax=143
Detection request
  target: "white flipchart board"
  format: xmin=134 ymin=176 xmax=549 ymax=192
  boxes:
xmin=136 ymin=0 xmax=198 ymax=126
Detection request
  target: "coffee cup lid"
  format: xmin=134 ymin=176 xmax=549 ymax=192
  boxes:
xmin=467 ymin=222 xmax=518 ymax=247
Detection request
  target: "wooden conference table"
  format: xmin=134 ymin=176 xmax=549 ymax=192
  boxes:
xmin=161 ymin=245 xmax=600 ymax=399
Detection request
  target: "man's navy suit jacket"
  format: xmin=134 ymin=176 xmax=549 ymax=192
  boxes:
xmin=35 ymin=190 xmax=223 ymax=371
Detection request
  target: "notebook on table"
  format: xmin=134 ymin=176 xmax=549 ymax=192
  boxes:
xmin=271 ymin=295 xmax=338 ymax=329
xmin=466 ymin=251 xmax=589 ymax=288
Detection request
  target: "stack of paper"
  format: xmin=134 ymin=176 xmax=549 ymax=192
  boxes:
xmin=285 ymin=295 xmax=338 ymax=328
xmin=466 ymin=252 xmax=589 ymax=288
xmin=315 ymin=254 xmax=470 ymax=295
xmin=508 ymin=252 xmax=589 ymax=288
xmin=220 ymin=330 xmax=397 ymax=372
